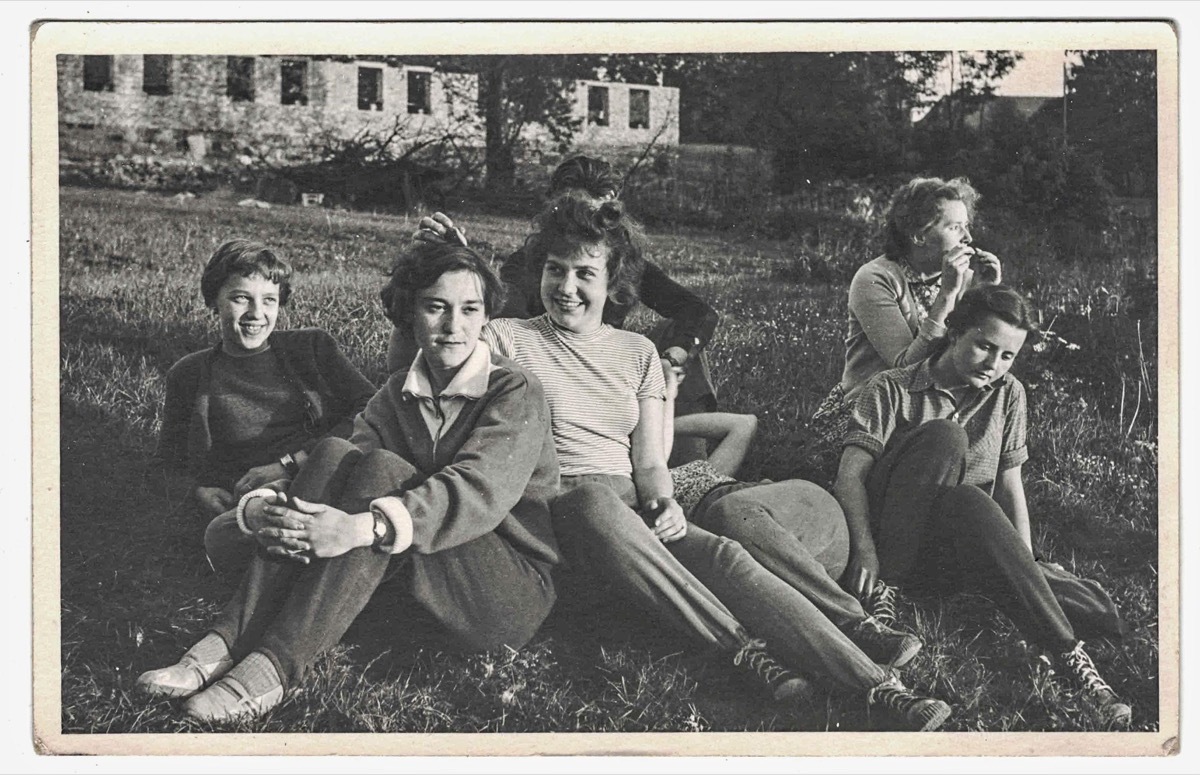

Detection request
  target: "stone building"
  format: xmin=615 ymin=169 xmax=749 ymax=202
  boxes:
xmin=56 ymin=55 xmax=680 ymax=160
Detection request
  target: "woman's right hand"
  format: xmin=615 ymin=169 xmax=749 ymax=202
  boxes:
xmin=413 ymin=212 xmax=468 ymax=247
xmin=844 ymin=545 xmax=881 ymax=600
xmin=644 ymin=497 xmax=687 ymax=544
xmin=938 ymin=245 xmax=974 ymax=301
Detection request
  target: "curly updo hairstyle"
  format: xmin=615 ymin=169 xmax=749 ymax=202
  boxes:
xmin=882 ymin=177 xmax=981 ymax=262
xmin=522 ymin=191 xmax=647 ymax=325
xmin=200 ymin=239 xmax=293 ymax=308
xmin=547 ymin=154 xmax=620 ymax=201
xmin=380 ymin=240 xmax=506 ymax=329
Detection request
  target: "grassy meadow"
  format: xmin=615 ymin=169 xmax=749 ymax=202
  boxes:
xmin=58 ymin=184 xmax=1159 ymax=734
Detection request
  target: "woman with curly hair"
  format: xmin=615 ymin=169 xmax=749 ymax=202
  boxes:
xmin=481 ymin=191 xmax=951 ymax=731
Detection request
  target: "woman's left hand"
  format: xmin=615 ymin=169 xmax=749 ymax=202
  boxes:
xmin=260 ymin=496 xmax=370 ymax=561
xmin=645 ymin=497 xmax=687 ymax=544
xmin=234 ymin=462 xmax=289 ymax=499
xmin=968 ymin=249 xmax=1002 ymax=286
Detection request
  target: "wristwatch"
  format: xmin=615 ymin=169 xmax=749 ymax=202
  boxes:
xmin=279 ymin=452 xmax=301 ymax=477
xmin=370 ymin=507 xmax=394 ymax=553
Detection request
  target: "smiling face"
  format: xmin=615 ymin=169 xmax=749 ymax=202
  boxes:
xmin=944 ymin=313 xmax=1028 ymax=389
xmin=215 ymin=273 xmax=281 ymax=355
xmin=540 ymin=244 xmax=610 ymax=334
xmin=411 ymin=269 xmax=488 ymax=387
xmin=912 ymin=199 xmax=973 ymax=270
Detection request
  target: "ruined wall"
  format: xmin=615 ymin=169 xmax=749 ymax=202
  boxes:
xmin=571 ymin=80 xmax=679 ymax=148
xmin=58 ymin=56 xmax=679 ymax=163
xmin=57 ymin=55 xmax=481 ymax=160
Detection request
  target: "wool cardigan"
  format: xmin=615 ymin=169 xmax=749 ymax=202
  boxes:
xmin=838 ymin=255 xmax=948 ymax=402
xmin=152 ymin=328 xmax=376 ymax=492
xmin=353 ymin=344 xmax=561 ymax=566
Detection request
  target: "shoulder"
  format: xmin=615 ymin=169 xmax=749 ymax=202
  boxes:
xmin=863 ymin=363 xmax=912 ymax=396
xmin=851 ymin=256 xmax=903 ymax=287
xmin=998 ymin=373 xmax=1027 ymax=403
xmin=272 ymin=327 xmax=336 ymax=349
xmin=602 ymin=326 xmax=657 ymax=355
xmin=165 ymin=347 xmax=214 ymax=382
xmin=486 ymin=351 xmax=547 ymax=401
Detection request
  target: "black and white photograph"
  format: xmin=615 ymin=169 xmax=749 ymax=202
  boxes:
xmin=30 ymin=17 xmax=1178 ymax=758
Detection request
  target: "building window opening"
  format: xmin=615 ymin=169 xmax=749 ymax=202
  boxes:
xmin=227 ymin=57 xmax=255 ymax=102
xmin=82 ymin=55 xmax=114 ymax=92
xmin=280 ymin=59 xmax=309 ymax=106
xmin=587 ymin=86 xmax=609 ymax=126
xmin=143 ymin=55 xmax=172 ymax=96
xmin=628 ymin=88 xmax=650 ymax=130
xmin=358 ymin=67 xmax=383 ymax=111
xmin=407 ymin=71 xmax=431 ymax=115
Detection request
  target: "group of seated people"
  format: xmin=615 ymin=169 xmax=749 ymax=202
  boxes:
xmin=137 ymin=157 xmax=1132 ymax=732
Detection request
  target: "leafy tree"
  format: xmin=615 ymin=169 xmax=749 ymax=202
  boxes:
xmin=422 ymin=55 xmax=598 ymax=192
xmin=1065 ymin=50 xmax=1157 ymax=197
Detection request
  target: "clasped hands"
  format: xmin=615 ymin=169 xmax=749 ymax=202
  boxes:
xmin=242 ymin=490 xmax=368 ymax=564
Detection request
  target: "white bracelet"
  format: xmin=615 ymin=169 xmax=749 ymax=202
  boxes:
xmin=235 ymin=488 xmax=279 ymax=535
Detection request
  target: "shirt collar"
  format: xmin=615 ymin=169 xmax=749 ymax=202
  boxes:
xmin=401 ymin=339 xmax=493 ymax=400
xmin=907 ymin=356 xmax=1005 ymax=394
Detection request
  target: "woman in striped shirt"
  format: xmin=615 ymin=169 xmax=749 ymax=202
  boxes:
xmin=480 ymin=191 xmax=951 ymax=731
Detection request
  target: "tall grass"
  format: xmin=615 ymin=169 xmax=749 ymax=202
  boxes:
xmin=57 ymin=185 xmax=1158 ymax=734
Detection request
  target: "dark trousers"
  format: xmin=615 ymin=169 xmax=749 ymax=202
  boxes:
xmin=208 ymin=438 xmax=557 ymax=692
xmin=554 ymin=475 xmax=887 ymax=693
xmin=868 ymin=420 xmax=1075 ymax=651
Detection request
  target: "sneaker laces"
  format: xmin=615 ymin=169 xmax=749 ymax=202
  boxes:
xmin=1062 ymin=641 xmax=1116 ymax=698
xmin=869 ymin=580 xmax=898 ymax=626
xmin=867 ymin=675 xmax=917 ymax=714
xmin=733 ymin=638 xmax=791 ymax=688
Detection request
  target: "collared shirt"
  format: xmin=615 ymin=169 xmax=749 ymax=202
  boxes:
xmin=402 ymin=340 xmax=496 ymax=444
xmin=844 ymin=357 xmax=1029 ymax=491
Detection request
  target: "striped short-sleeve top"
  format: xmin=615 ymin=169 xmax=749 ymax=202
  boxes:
xmin=483 ymin=315 xmax=666 ymax=477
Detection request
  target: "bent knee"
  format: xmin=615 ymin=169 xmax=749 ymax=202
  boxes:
xmin=306 ymin=437 xmax=358 ymax=467
xmin=914 ymin=419 xmax=969 ymax=457
xmin=941 ymin=483 xmax=1003 ymax=515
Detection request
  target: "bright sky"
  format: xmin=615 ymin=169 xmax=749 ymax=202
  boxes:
xmin=928 ymin=50 xmax=1070 ymax=99
xmin=993 ymin=49 xmax=1069 ymax=96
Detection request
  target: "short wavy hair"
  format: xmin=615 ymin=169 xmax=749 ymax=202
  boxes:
xmin=380 ymin=240 xmax=506 ymax=329
xmin=200 ymin=239 xmax=293 ymax=308
xmin=548 ymin=155 xmax=620 ymax=200
xmin=882 ymin=177 xmax=981 ymax=262
xmin=945 ymin=284 xmax=1037 ymax=336
xmin=522 ymin=192 xmax=646 ymax=325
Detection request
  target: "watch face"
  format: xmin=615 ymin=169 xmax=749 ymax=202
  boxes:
xmin=372 ymin=513 xmax=387 ymax=541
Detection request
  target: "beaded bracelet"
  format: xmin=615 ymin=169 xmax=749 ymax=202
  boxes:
xmin=236 ymin=488 xmax=279 ymax=535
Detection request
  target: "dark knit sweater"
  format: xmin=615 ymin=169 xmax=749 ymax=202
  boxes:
xmin=152 ymin=328 xmax=377 ymax=491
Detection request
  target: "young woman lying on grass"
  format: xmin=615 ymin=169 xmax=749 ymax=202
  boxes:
xmin=475 ymin=191 xmax=950 ymax=731
xmin=149 ymin=239 xmax=376 ymax=574
xmin=833 ymin=283 xmax=1132 ymax=729
xmin=660 ymin=375 xmax=941 ymax=720
xmin=137 ymin=241 xmax=561 ymax=723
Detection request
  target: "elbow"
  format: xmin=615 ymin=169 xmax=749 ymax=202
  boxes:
xmin=735 ymin=413 xmax=758 ymax=440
